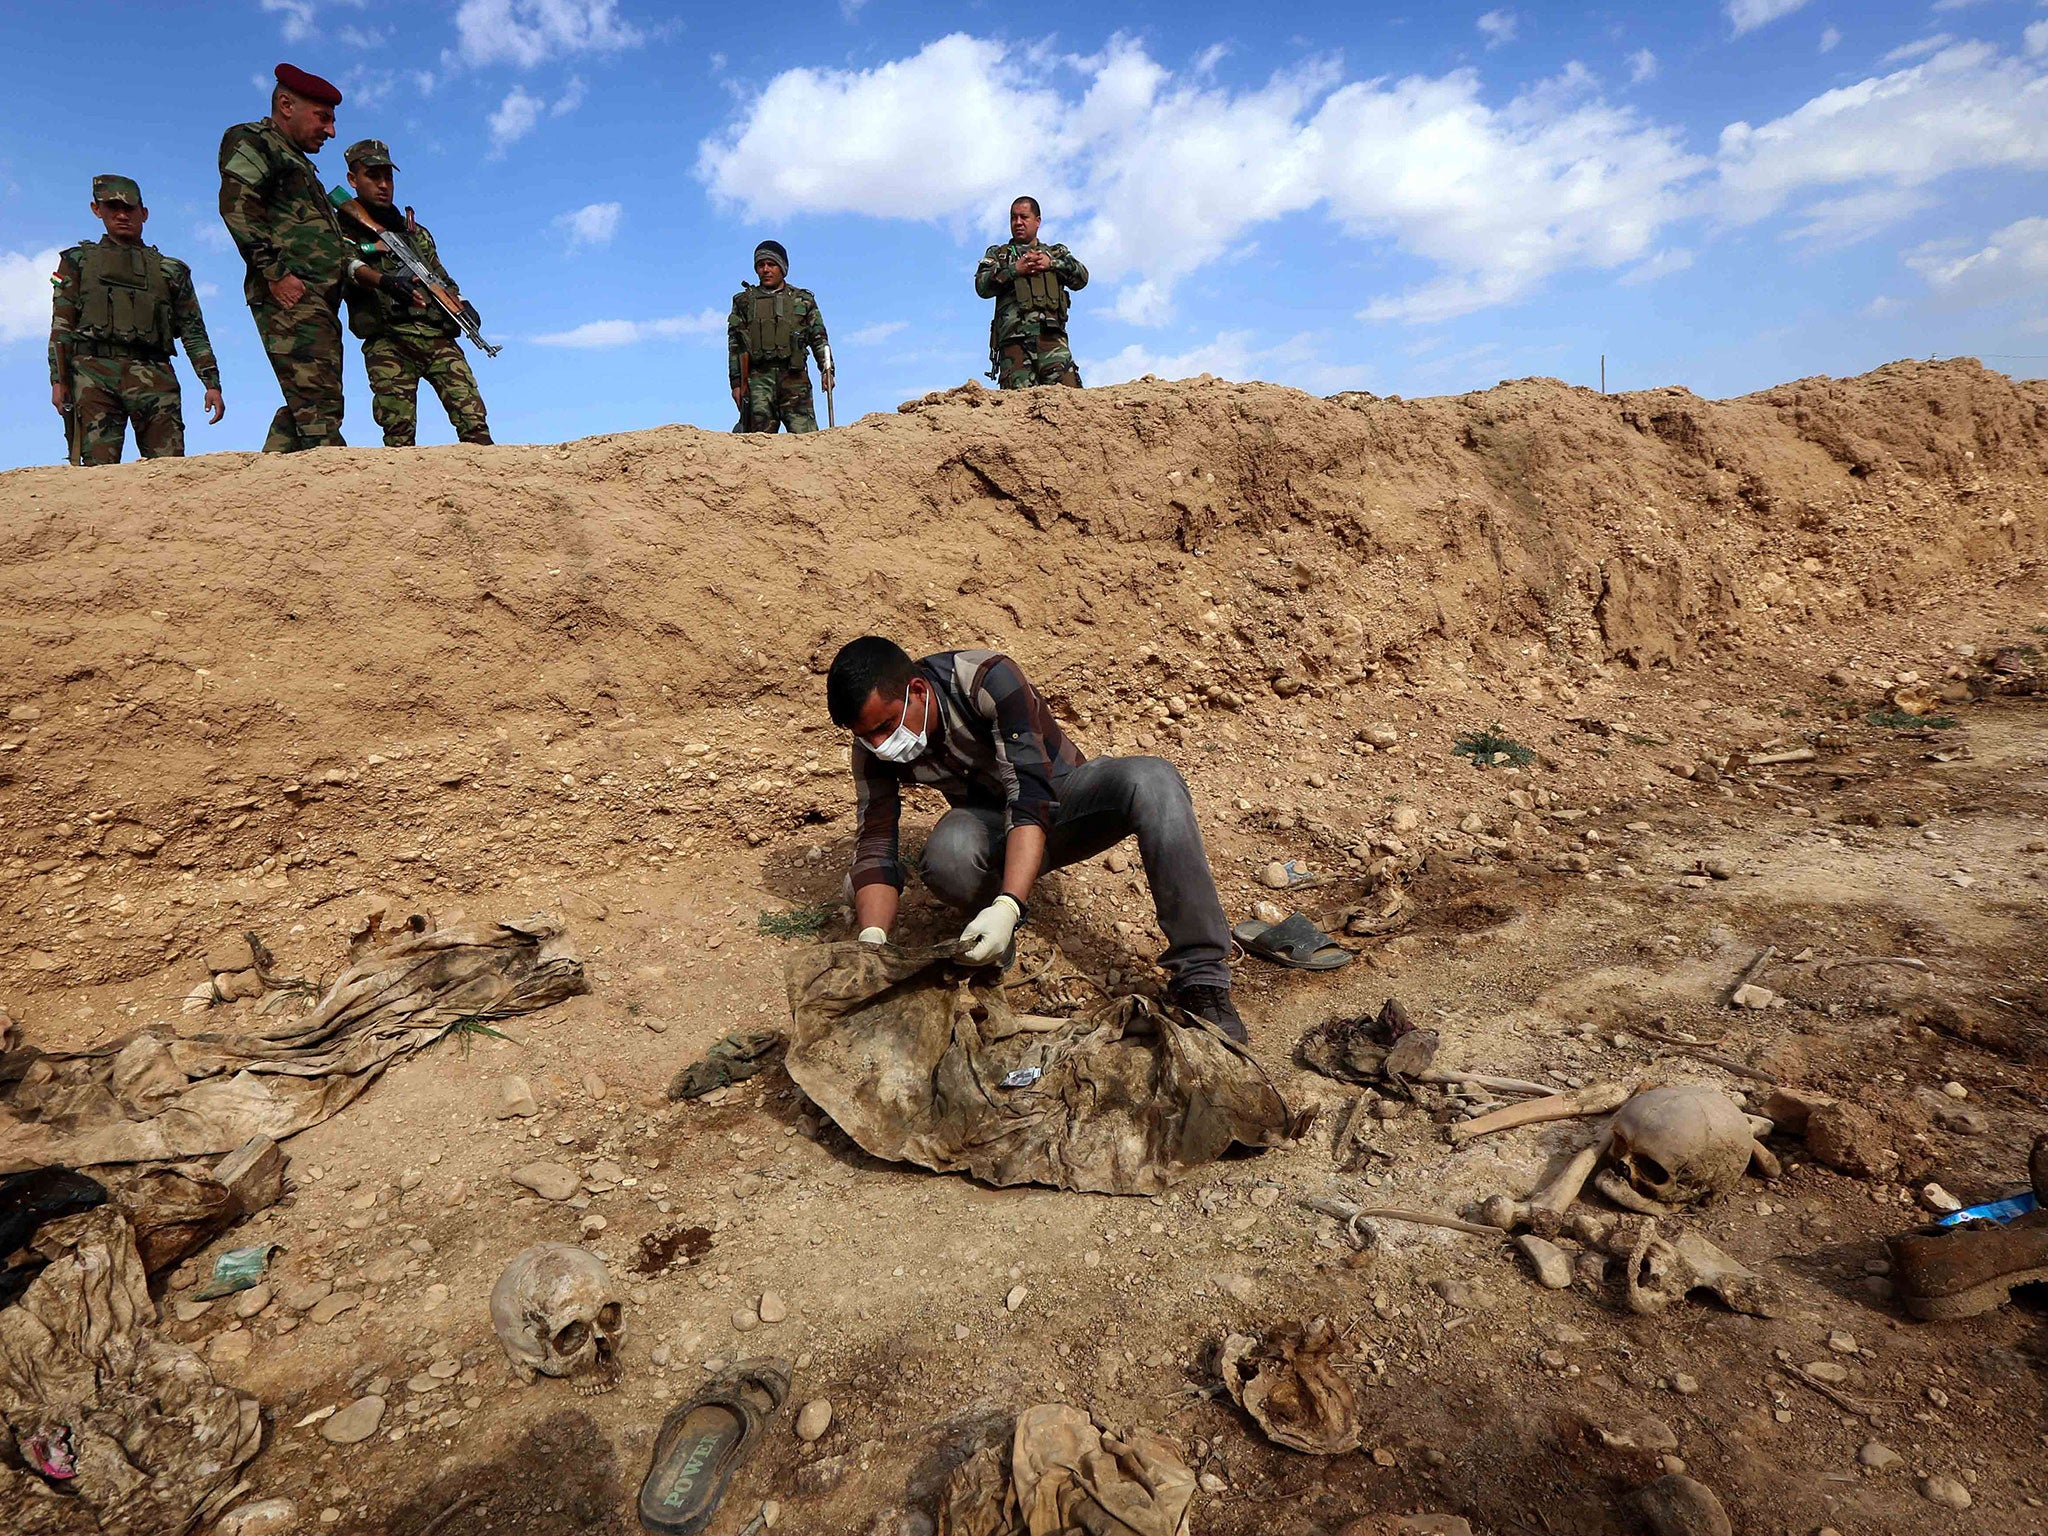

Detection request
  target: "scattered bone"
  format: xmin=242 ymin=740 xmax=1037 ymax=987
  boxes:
xmin=1447 ymin=1082 xmax=1631 ymax=1148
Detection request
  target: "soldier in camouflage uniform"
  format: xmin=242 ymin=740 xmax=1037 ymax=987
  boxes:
xmin=727 ymin=240 xmax=833 ymax=434
xmin=341 ymin=139 xmax=492 ymax=447
xmin=47 ymin=174 xmax=225 ymax=465
xmin=975 ymin=196 xmax=1088 ymax=391
xmin=217 ymin=64 xmax=419 ymax=453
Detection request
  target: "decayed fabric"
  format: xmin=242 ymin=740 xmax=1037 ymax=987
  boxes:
xmin=941 ymin=1404 xmax=1195 ymax=1536
xmin=0 ymin=916 xmax=587 ymax=1173
xmin=0 ymin=1206 xmax=263 ymax=1536
xmin=783 ymin=942 xmax=1305 ymax=1196
xmin=1218 ymin=1318 xmax=1362 ymax=1455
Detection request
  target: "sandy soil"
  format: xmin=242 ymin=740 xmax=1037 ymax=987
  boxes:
xmin=2 ymin=360 xmax=2045 ymax=1535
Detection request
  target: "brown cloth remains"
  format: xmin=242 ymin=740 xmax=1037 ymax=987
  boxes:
xmin=1 ymin=916 xmax=587 ymax=1173
xmin=941 ymin=1403 xmax=1197 ymax=1536
xmin=0 ymin=1205 xmax=263 ymax=1536
xmin=785 ymin=942 xmax=1306 ymax=1196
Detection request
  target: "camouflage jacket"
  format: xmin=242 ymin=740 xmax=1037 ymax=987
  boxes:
xmin=726 ymin=283 xmax=828 ymax=385
xmin=47 ymin=236 xmax=220 ymax=387
xmin=344 ymin=206 xmax=460 ymax=340
xmin=974 ymin=240 xmax=1088 ymax=346
xmin=217 ymin=118 xmax=352 ymax=306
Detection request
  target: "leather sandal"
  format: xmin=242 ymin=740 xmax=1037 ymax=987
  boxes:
xmin=637 ymin=1357 xmax=791 ymax=1534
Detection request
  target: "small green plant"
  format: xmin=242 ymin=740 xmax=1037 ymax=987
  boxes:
xmin=1867 ymin=709 xmax=1957 ymax=730
xmin=1451 ymin=725 xmax=1535 ymax=768
xmin=442 ymin=1014 xmax=515 ymax=1055
xmin=758 ymin=902 xmax=834 ymax=939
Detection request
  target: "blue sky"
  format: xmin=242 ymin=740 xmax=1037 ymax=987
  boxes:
xmin=2 ymin=0 xmax=2045 ymax=468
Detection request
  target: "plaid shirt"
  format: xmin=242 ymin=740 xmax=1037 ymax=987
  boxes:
xmin=850 ymin=650 xmax=1085 ymax=892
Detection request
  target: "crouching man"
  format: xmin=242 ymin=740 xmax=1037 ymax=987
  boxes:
xmin=825 ymin=636 xmax=1245 ymax=1041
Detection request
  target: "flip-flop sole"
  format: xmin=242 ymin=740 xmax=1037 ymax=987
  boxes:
xmin=1232 ymin=920 xmax=1353 ymax=970
xmin=1901 ymin=1264 xmax=2048 ymax=1321
xmin=637 ymin=1404 xmax=748 ymax=1535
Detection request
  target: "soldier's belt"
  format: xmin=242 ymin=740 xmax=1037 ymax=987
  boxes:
xmin=71 ymin=340 xmax=172 ymax=362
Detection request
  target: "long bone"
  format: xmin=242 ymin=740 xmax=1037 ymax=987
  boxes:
xmin=1447 ymin=1081 xmax=1632 ymax=1147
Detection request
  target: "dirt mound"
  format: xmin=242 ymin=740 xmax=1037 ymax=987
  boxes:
xmin=2 ymin=358 xmax=2042 ymax=989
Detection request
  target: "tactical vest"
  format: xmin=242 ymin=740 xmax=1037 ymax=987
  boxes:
xmin=743 ymin=287 xmax=797 ymax=361
xmin=1011 ymin=259 xmax=1067 ymax=323
xmin=74 ymin=241 xmax=175 ymax=353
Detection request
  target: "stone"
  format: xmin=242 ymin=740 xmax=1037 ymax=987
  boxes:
xmin=1515 ymin=1234 xmax=1572 ymax=1290
xmin=206 ymin=935 xmax=257 ymax=974
xmin=1857 ymin=1441 xmax=1902 ymax=1471
xmin=1669 ymin=1374 xmax=1700 ymax=1396
xmin=1105 ymin=850 xmax=1132 ymax=874
xmin=207 ymin=1331 xmax=254 ymax=1365
xmin=1920 ymin=1475 xmax=1971 ymax=1511
xmin=1458 ymin=813 xmax=1485 ymax=834
xmin=492 ymin=1075 xmax=539 ymax=1118
xmin=320 ymin=1395 xmax=386 ymax=1445
xmin=233 ymin=1284 xmax=272 ymax=1319
xmin=583 ymin=1072 xmax=609 ymax=1100
xmin=1005 ymin=1284 xmax=1029 ymax=1312
xmin=1630 ymin=1474 xmax=1732 ymax=1536
xmin=173 ymin=1297 xmax=213 ymax=1322
xmin=761 ymin=1500 xmax=781 ymax=1529
xmin=1248 ymin=1184 xmax=1280 ymax=1209
xmin=1803 ymin=1360 xmax=1849 ymax=1384
xmin=281 ymin=1279 xmax=332 ymax=1312
xmin=1261 ymin=862 xmax=1292 ymax=889
xmin=758 ymin=1290 xmax=788 ymax=1324
xmin=511 ymin=1162 xmax=578 ymax=1201
xmin=795 ymin=1399 xmax=833 ymax=1442
xmin=1731 ymin=983 xmax=1776 ymax=1010
xmin=215 ymin=969 xmax=264 ymax=1002
xmin=307 ymin=1291 xmax=360 ymax=1326
xmin=732 ymin=1307 xmax=759 ymax=1333
xmin=1826 ymin=1330 xmax=1858 ymax=1354
xmin=1804 ymin=1101 xmax=1895 ymax=1179
xmin=1431 ymin=1278 xmax=1494 ymax=1312
xmin=1701 ymin=856 xmax=1733 ymax=880
xmin=1919 ymin=1183 xmax=1962 ymax=1213
xmin=1935 ymin=1106 xmax=1987 ymax=1135
xmin=1941 ymin=1080 xmax=1969 ymax=1100
xmin=1394 ymin=1517 xmax=1473 ymax=1536
xmin=214 ymin=1498 xmax=300 ymax=1536
xmin=1598 ymin=1416 xmax=1679 ymax=1452
xmin=1390 ymin=806 xmax=1421 ymax=832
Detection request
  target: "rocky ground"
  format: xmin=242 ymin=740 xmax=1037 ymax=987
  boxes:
xmin=3 ymin=362 xmax=2045 ymax=1535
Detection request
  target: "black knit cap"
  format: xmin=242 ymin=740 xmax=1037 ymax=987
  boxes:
xmin=752 ymin=240 xmax=788 ymax=273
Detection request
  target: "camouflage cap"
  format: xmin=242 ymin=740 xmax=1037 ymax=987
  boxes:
xmin=92 ymin=174 xmax=141 ymax=206
xmin=344 ymin=138 xmax=398 ymax=170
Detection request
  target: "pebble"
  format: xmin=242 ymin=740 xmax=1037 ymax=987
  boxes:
xmin=795 ymin=1398 xmax=833 ymax=1442
xmin=1390 ymin=806 xmax=1421 ymax=832
xmin=1942 ymin=1081 xmax=1968 ymax=1100
xmin=1431 ymin=1278 xmax=1494 ymax=1312
xmin=758 ymin=1290 xmax=788 ymax=1324
xmin=1248 ymin=1185 xmax=1280 ymax=1209
xmin=1669 ymin=1374 xmax=1699 ymax=1395
xmin=213 ymin=1498 xmax=299 ymax=1536
xmin=511 ymin=1162 xmax=578 ymax=1201
xmin=1363 ymin=723 xmax=1400 ymax=748
xmin=1731 ymin=983 xmax=1777 ymax=1010
xmin=1857 ymin=1441 xmax=1902 ymax=1471
xmin=492 ymin=1076 xmax=539 ymax=1118
xmin=320 ymin=1395 xmax=386 ymax=1445
xmin=1920 ymin=1475 xmax=1971 ymax=1511
xmin=1630 ymin=1474 xmax=1732 ymax=1536
xmin=1803 ymin=1360 xmax=1848 ymax=1384
xmin=1260 ymin=862 xmax=1292 ymax=889
xmin=1919 ymin=1182 xmax=1962 ymax=1214
xmin=760 ymin=1500 xmax=781 ymax=1529
xmin=1458 ymin=813 xmax=1486 ymax=834
xmin=307 ymin=1291 xmax=361 ymax=1326
xmin=233 ymin=1284 xmax=272 ymax=1319
xmin=795 ymin=1453 xmax=848 ymax=1494
xmin=1198 ymin=1472 xmax=1228 ymax=1493
xmin=208 ymin=1331 xmax=254 ymax=1365
xmin=1105 ymin=850 xmax=1131 ymax=874
xmin=1515 ymin=1235 xmax=1572 ymax=1290
xmin=173 ymin=1297 xmax=213 ymax=1322
xmin=1005 ymin=1284 xmax=1029 ymax=1312
xmin=1826 ymin=1330 xmax=1858 ymax=1354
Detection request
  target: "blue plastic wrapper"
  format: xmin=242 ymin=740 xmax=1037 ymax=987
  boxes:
xmin=1935 ymin=1191 xmax=2038 ymax=1228
xmin=192 ymin=1242 xmax=279 ymax=1299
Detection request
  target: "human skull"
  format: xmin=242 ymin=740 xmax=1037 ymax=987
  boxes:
xmin=1604 ymin=1085 xmax=1753 ymax=1210
xmin=489 ymin=1243 xmax=624 ymax=1394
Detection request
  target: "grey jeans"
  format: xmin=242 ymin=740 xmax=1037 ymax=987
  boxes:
xmin=918 ymin=755 xmax=1232 ymax=992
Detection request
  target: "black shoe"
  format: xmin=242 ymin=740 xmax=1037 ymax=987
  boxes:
xmin=1172 ymin=985 xmax=1248 ymax=1044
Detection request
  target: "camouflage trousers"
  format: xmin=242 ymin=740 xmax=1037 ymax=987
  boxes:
xmin=67 ymin=353 xmax=183 ymax=464
xmin=250 ymin=290 xmax=346 ymax=453
xmin=737 ymin=362 xmax=817 ymax=434
xmin=997 ymin=330 xmax=1081 ymax=391
xmin=362 ymin=331 xmax=491 ymax=448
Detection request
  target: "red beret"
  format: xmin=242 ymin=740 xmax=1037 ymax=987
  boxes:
xmin=275 ymin=62 xmax=342 ymax=107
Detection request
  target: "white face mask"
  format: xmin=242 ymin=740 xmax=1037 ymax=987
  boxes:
xmin=870 ymin=681 xmax=930 ymax=764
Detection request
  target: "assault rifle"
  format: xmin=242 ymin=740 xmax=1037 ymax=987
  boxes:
xmin=327 ymin=189 xmax=501 ymax=357
xmin=53 ymin=335 xmax=80 ymax=466
xmin=733 ymin=351 xmax=754 ymax=432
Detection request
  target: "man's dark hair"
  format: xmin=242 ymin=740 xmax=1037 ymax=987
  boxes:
xmin=1011 ymin=195 xmax=1041 ymax=217
xmin=827 ymin=636 xmax=916 ymax=727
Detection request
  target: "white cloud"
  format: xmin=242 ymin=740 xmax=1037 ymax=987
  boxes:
xmin=702 ymin=37 xmax=1705 ymax=327
xmin=2028 ymin=20 xmax=2048 ymax=58
xmin=1627 ymin=48 xmax=1658 ymax=84
xmin=1619 ymin=247 xmax=1694 ymax=284
xmin=1082 ymin=329 xmax=1359 ymax=392
xmin=1786 ymin=186 xmax=1937 ymax=245
xmin=1932 ymin=0 xmax=1997 ymax=10
xmin=840 ymin=0 xmax=868 ymax=18
xmin=488 ymin=77 xmax=587 ymax=154
xmin=1476 ymin=10 xmax=1518 ymax=49
xmin=260 ymin=0 xmax=366 ymax=44
xmin=1907 ymin=216 xmax=2048 ymax=305
xmin=450 ymin=0 xmax=642 ymax=69
xmin=1717 ymin=41 xmax=2048 ymax=237
xmin=848 ymin=320 xmax=907 ymax=344
xmin=0 ymin=247 xmax=60 ymax=345
xmin=1819 ymin=26 xmax=1841 ymax=53
xmin=1883 ymin=34 xmax=1954 ymax=64
xmin=196 ymin=281 xmax=220 ymax=299
xmin=1726 ymin=0 xmax=1814 ymax=37
xmin=488 ymin=86 xmax=545 ymax=152
xmin=531 ymin=310 xmax=725 ymax=347
xmin=554 ymin=200 xmax=621 ymax=246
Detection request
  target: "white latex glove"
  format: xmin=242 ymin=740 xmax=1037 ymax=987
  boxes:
xmin=959 ymin=895 xmax=1022 ymax=965
xmin=857 ymin=926 xmax=888 ymax=945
